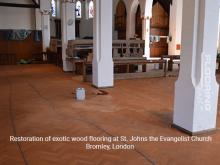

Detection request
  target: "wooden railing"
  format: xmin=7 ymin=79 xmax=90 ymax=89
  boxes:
xmin=66 ymin=39 xmax=145 ymax=60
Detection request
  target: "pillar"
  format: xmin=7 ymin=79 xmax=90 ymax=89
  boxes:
xmin=143 ymin=0 xmax=153 ymax=59
xmin=41 ymin=12 xmax=51 ymax=53
xmin=35 ymin=9 xmax=42 ymax=30
xmin=217 ymin=11 xmax=220 ymax=53
xmin=93 ymin=0 xmax=114 ymax=88
xmin=126 ymin=10 xmax=135 ymax=39
xmin=143 ymin=17 xmax=151 ymax=59
xmin=39 ymin=0 xmax=51 ymax=60
xmin=173 ymin=0 xmax=220 ymax=135
xmin=61 ymin=0 xmax=75 ymax=72
xmin=168 ymin=0 xmax=183 ymax=55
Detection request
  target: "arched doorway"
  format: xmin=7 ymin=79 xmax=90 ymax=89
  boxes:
xmin=115 ymin=0 xmax=127 ymax=39
xmin=150 ymin=2 xmax=169 ymax=57
xmin=135 ymin=5 xmax=142 ymax=39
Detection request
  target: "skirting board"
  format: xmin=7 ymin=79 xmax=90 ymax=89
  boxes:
xmin=171 ymin=124 xmax=216 ymax=136
xmin=84 ymin=71 xmax=165 ymax=82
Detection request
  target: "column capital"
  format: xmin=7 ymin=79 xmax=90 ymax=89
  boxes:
xmin=40 ymin=9 xmax=51 ymax=15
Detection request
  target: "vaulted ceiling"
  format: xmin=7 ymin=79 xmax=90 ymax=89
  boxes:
xmin=153 ymin=0 xmax=172 ymax=14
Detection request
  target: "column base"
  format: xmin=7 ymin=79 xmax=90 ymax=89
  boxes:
xmin=92 ymin=84 xmax=114 ymax=89
xmin=171 ymin=124 xmax=216 ymax=136
xmin=62 ymin=59 xmax=73 ymax=72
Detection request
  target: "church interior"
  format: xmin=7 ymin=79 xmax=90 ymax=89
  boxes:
xmin=1 ymin=0 xmax=220 ymax=164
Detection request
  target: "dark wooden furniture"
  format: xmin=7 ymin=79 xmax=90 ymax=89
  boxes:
xmin=0 ymin=53 xmax=16 ymax=65
xmin=66 ymin=40 xmax=167 ymax=80
xmin=75 ymin=20 xmax=80 ymax=38
xmin=54 ymin=19 xmax=61 ymax=39
xmin=161 ymin=55 xmax=180 ymax=71
xmin=66 ymin=39 xmax=146 ymax=75
xmin=0 ymin=30 xmax=42 ymax=65
xmin=46 ymin=39 xmax=62 ymax=67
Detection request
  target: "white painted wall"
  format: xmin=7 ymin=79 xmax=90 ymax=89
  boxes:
xmin=51 ymin=0 xmax=149 ymax=39
xmin=79 ymin=19 xmax=93 ymax=38
xmin=50 ymin=0 xmax=93 ymax=38
xmin=0 ymin=0 xmax=35 ymax=29
xmin=79 ymin=1 xmax=93 ymax=38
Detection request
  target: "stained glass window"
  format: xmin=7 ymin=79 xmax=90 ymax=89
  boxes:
xmin=76 ymin=1 xmax=82 ymax=19
xmin=51 ymin=0 xmax=56 ymax=17
xmin=89 ymin=1 xmax=94 ymax=18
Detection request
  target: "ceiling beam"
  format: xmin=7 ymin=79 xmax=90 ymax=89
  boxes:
xmin=0 ymin=2 xmax=40 ymax=8
xmin=32 ymin=0 xmax=39 ymax=6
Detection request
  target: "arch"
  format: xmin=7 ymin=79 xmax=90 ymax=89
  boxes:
xmin=127 ymin=0 xmax=140 ymax=39
xmin=113 ymin=0 xmax=128 ymax=17
xmin=135 ymin=4 xmax=142 ymax=39
xmin=150 ymin=2 xmax=170 ymax=57
xmin=115 ymin=0 xmax=127 ymax=39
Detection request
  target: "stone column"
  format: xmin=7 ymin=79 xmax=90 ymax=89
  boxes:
xmin=143 ymin=0 xmax=153 ymax=59
xmin=168 ymin=0 xmax=183 ymax=55
xmin=61 ymin=0 xmax=75 ymax=71
xmin=35 ymin=8 xmax=42 ymax=31
xmin=217 ymin=15 xmax=220 ymax=53
xmin=41 ymin=11 xmax=51 ymax=56
xmin=173 ymin=0 xmax=220 ymax=135
xmin=126 ymin=11 xmax=134 ymax=39
xmin=39 ymin=0 xmax=51 ymax=61
xmin=143 ymin=17 xmax=151 ymax=59
xmin=92 ymin=0 xmax=114 ymax=88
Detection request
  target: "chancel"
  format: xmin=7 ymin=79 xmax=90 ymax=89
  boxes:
xmin=1 ymin=0 xmax=220 ymax=164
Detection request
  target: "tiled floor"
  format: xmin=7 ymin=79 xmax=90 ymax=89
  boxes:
xmin=0 ymin=64 xmax=219 ymax=165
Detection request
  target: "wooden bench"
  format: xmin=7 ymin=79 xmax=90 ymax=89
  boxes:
xmin=66 ymin=39 xmax=145 ymax=58
xmin=66 ymin=39 xmax=167 ymax=81
xmin=83 ymin=58 xmax=167 ymax=82
xmin=161 ymin=55 xmax=180 ymax=71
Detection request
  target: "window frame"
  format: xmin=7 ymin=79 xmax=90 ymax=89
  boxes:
xmin=88 ymin=0 xmax=94 ymax=19
xmin=75 ymin=0 xmax=82 ymax=19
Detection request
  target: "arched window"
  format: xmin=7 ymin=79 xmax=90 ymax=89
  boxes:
xmin=115 ymin=0 xmax=127 ymax=39
xmin=76 ymin=1 xmax=82 ymax=19
xmin=51 ymin=0 xmax=56 ymax=17
xmin=88 ymin=1 xmax=94 ymax=18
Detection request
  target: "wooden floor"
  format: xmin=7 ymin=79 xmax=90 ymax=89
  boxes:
xmin=0 ymin=64 xmax=220 ymax=165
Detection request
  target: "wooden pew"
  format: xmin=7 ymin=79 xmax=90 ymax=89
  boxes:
xmin=83 ymin=58 xmax=167 ymax=82
xmin=161 ymin=55 xmax=180 ymax=71
xmin=66 ymin=39 xmax=167 ymax=81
